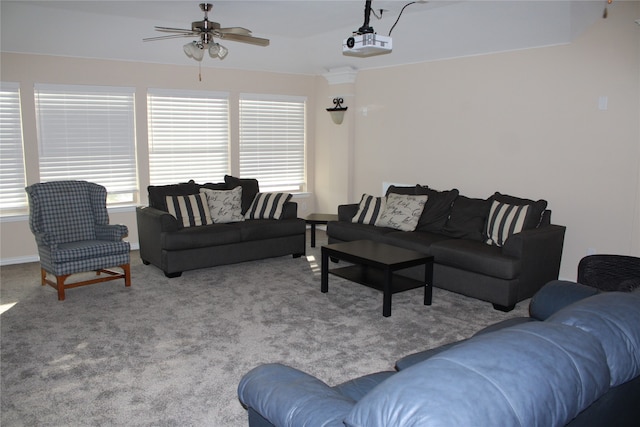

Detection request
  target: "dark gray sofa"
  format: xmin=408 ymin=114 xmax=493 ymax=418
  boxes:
xmin=327 ymin=185 xmax=566 ymax=311
xmin=136 ymin=176 xmax=305 ymax=277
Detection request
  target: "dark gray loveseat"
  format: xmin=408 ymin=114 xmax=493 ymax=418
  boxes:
xmin=327 ymin=185 xmax=566 ymax=311
xmin=136 ymin=176 xmax=305 ymax=277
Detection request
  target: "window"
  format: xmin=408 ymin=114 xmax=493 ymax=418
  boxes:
xmin=34 ymin=84 xmax=137 ymax=204
xmin=147 ymin=89 xmax=229 ymax=185
xmin=239 ymin=94 xmax=306 ymax=192
xmin=0 ymin=82 xmax=28 ymax=215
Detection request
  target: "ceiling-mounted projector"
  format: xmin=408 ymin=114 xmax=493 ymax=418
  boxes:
xmin=343 ymin=33 xmax=392 ymax=57
xmin=343 ymin=0 xmax=392 ymax=58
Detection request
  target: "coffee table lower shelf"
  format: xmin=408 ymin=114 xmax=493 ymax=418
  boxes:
xmin=321 ymin=240 xmax=434 ymax=317
xmin=329 ymin=265 xmax=426 ymax=295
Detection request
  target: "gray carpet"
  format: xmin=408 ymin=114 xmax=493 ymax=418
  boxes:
xmin=1 ymin=230 xmax=528 ymax=426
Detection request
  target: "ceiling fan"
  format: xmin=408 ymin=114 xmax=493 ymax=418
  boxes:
xmin=143 ymin=3 xmax=269 ymax=61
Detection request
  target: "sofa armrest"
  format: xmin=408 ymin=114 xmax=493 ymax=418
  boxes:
xmin=502 ymin=224 xmax=567 ymax=299
xmin=136 ymin=206 xmax=179 ymax=232
xmin=32 ymin=231 xmax=54 ymax=247
xmin=281 ymin=201 xmax=298 ymax=220
xmin=502 ymin=224 xmax=566 ymax=258
xmin=95 ymin=224 xmax=128 ymax=241
xmin=528 ymin=280 xmax=599 ymax=320
xmin=238 ymin=363 xmax=355 ymax=427
xmin=136 ymin=206 xmax=179 ymax=267
xmin=338 ymin=204 xmax=359 ymax=222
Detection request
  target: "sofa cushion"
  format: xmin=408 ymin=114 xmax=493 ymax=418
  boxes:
xmin=484 ymin=200 xmax=530 ymax=247
xmin=333 ymin=371 xmax=396 ymax=403
xmin=338 ymin=203 xmax=359 ymax=222
xmin=200 ymin=182 xmax=228 ymax=191
xmin=224 ymin=175 xmax=259 ymax=215
xmin=490 ymin=192 xmax=547 ymax=230
xmin=374 ymin=193 xmax=428 ymax=231
xmin=237 ymin=218 xmax=306 ymax=241
xmin=385 ymin=185 xmax=418 ymax=196
xmin=200 ymin=186 xmax=245 ymax=223
xmin=441 ymin=195 xmax=491 ymax=241
xmin=395 ymin=340 xmax=465 ymax=371
xmin=380 ymin=231 xmax=451 ymax=253
xmin=345 ymin=322 xmax=610 ymax=427
xmin=165 ymin=193 xmax=213 ymax=228
xmin=161 ymin=224 xmax=241 ymax=250
xmin=327 ymin=221 xmax=396 ymax=243
xmin=148 ymin=181 xmax=199 ymax=211
xmin=352 ymin=194 xmax=385 ymax=225
xmin=414 ymin=186 xmax=459 ymax=233
xmin=430 ymin=238 xmax=521 ymax=279
xmin=245 ymin=192 xmax=292 ymax=220
xmin=548 ymin=291 xmax=640 ymax=387
xmin=53 ymin=240 xmax=131 ymax=263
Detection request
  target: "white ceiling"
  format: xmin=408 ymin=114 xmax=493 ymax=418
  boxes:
xmin=1 ymin=1 xmax=607 ymax=76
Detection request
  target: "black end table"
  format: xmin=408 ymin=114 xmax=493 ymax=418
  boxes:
xmin=305 ymin=213 xmax=339 ymax=248
xmin=321 ymin=240 xmax=434 ymax=317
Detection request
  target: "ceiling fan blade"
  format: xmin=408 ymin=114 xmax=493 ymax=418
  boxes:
xmin=218 ymin=27 xmax=252 ymax=35
xmin=220 ymin=33 xmax=270 ymax=47
xmin=154 ymin=26 xmax=196 ymax=34
xmin=143 ymin=34 xmax=196 ymax=42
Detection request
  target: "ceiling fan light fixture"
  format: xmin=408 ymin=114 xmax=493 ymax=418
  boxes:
xmin=217 ymin=44 xmax=228 ymax=59
xmin=208 ymin=43 xmax=220 ymax=57
xmin=184 ymin=41 xmax=205 ymax=61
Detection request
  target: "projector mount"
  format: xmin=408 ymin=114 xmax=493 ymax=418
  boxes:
xmin=343 ymin=0 xmax=391 ymax=57
xmin=343 ymin=1 xmax=426 ymax=57
xmin=356 ymin=0 xmax=376 ymax=35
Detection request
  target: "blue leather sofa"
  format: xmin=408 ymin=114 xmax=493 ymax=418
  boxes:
xmin=237 ymin=281 xmax=640 ymax=426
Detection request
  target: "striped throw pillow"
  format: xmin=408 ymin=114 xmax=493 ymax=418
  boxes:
xmin=165 ymin=193 xmax=212 ymax=228
xmin=352 ymin=194 xmax=386 ymax=225
xmin=244 ymin=192 xmax=292 ymax=219
xmin=485 ymin=200 xmax=530 ymax=247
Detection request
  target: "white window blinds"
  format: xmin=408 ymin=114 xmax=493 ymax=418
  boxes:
xmin=0 ymin=82 xmax=28 ymax=214
xmin=34 ymin=84 xmax=137 ymax=204
xmin=147 ymin=89 xmax=229 ymax=185
xmin=239 ymin=94 xmax=306 ymax=192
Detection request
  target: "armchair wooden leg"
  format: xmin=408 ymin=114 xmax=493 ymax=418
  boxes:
xmin=41 ymin=268 xmax=67 ymax=300
xmin=55 ymin=275 xmax=69 ymax=301
xmin=122 ymin=264 xmax=131 ymax=287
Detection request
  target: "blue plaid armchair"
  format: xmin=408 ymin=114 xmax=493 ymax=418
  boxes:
xmin=25 ymin=180 xmax=131 ymax=300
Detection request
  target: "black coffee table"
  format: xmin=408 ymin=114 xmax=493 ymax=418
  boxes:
xmin=321 ymin=240 xmax=434 ymax=317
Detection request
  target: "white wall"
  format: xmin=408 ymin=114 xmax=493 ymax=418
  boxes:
xmin=0 ymin=54 xmax=318 ymax=264
xmin=315 ymin=1 xmax=640 ymax=280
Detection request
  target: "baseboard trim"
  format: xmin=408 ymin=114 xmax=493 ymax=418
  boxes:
xmin=0 ymin=255 xmax=39 ymax=266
